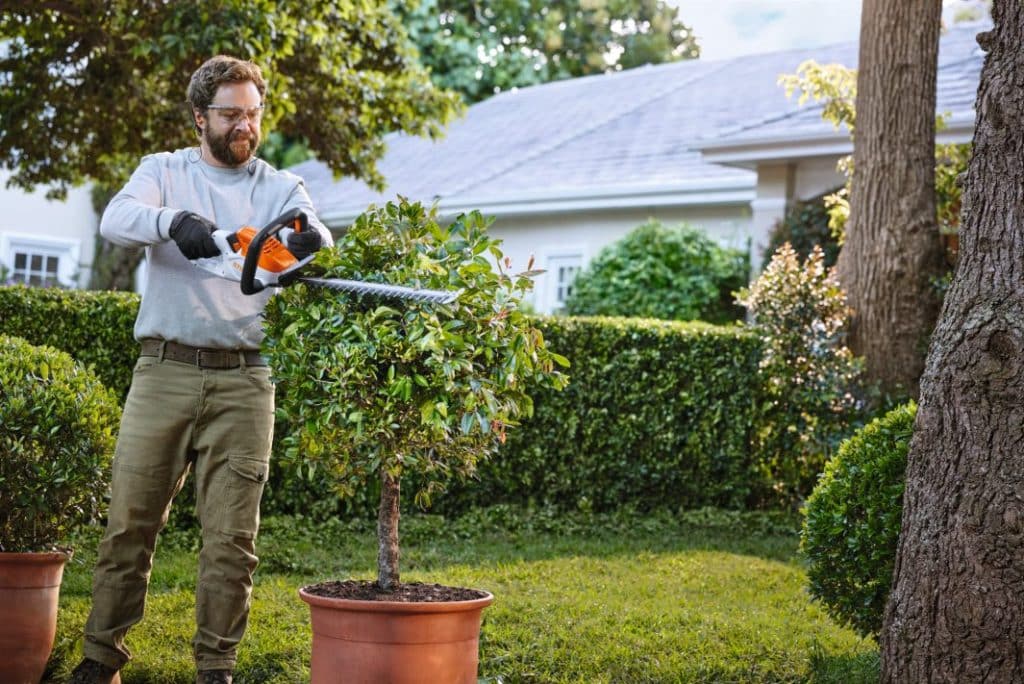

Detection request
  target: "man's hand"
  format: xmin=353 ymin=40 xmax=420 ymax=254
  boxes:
xmin=169 ymin=212 xmax=220 ymax=260
xmin=287 ymin=230 xmax=323 ymax=261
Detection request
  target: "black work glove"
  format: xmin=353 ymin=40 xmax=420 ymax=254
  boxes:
xmin=287 ymin=230 xmax=323 ymax=261
xmin=169 ymin=211 xmax=220 ymax=260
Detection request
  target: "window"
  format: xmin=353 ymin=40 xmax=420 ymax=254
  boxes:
xmin=12 ymin=249 xmax=61 ymax=286
xmin=0 ymin=234 xmax=80 ymax=288
xmin=545 ymin=253 xmax=583 ymax=314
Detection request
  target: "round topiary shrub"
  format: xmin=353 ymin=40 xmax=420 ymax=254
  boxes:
xmin=0 ymin=335 xmax=121 ymax=552
xmin=565 ymin=220 xmax=748 ymax=323
xmin=800 ymin=401 xmax=915 ymax=639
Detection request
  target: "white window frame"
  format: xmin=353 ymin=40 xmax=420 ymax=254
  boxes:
xmin=540 ymin=250 xmax=585 ymax=315
xmin=0 ymin=232 xmax=81 ymax=288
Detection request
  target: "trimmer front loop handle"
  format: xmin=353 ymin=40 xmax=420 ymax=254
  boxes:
xmin=240 ymin=208 xmax=308 ymax=295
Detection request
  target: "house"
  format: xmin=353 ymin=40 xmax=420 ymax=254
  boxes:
xmin=0 ymin=21 xmax=985 ymax=305
xmin=292 ymin=20 xmax=985 ymax=313
xmin=0 ymin=171 xmax=98 ymax=288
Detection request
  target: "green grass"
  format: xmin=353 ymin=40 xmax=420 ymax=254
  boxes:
xmin=45 ymin=507 xmax=879 ymax=683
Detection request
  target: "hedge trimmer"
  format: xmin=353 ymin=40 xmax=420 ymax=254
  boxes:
xmin=192 ymin=208 xmax=460 ymax=304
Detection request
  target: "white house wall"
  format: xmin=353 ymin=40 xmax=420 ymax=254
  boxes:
xmin=0 ymin=171 xmax=97 ymax=288
xmin=793 ymin=157 xmax=847 ymax=200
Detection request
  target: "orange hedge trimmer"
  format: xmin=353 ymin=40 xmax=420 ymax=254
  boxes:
xmin=193 ymin=208 xmax=460 ymax=304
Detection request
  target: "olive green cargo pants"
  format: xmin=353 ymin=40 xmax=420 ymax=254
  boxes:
xmin=82 ymin=354 xmax=274 ymax=672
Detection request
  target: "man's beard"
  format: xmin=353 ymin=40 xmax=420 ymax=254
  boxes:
xmin=205 ymin=126 xmax=260 ymax=167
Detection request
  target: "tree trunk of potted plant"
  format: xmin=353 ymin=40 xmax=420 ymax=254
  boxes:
xmin=378 ymin=472 xmax=400 ymax=592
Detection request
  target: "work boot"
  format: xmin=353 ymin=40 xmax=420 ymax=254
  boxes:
xmin=197 ymin=670 xmax=233 ymax=684
xmin=67 ymin=658 xmax=121 ymax=684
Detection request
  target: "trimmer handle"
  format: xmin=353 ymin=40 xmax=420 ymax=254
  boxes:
xmin=240 ymin=208 xmax=308 ymax=295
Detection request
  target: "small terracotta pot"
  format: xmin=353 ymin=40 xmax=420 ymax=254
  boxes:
xmin=0 ymin=551 xmax=70 ymax=684
xmin=299 ymin=586 xmax=494 ymax=684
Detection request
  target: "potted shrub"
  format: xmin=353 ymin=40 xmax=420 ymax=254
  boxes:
xmin=0 ymin=334 xmax=120 ymax=682
xmin=262 ymin=199 xmax=568 ymax=682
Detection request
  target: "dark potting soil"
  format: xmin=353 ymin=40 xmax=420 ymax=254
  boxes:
xmin=306 ymin=580 xmax=488 ymax=603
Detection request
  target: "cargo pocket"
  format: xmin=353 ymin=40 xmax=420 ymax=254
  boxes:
xmin=220 ymin=453 xmax=270 ymax=539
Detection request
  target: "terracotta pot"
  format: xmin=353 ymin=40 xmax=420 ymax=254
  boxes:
xmin=0 ymin=551 xmax=69 ymax=684
xmin=299 ymin=587 xmax=494 ymax=684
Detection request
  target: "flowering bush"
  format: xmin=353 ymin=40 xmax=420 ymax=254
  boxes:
xmin=736 ymin=243 xmax=863 ymax=503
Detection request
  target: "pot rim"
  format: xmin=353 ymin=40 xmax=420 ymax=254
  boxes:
xmin=298 ymin=586 xmax=494 ymax=613
xmin=0 ymin=550 xmax=72 ymax=563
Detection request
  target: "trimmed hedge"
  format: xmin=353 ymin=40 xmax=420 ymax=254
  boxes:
xmin=0 ymin=285 xmax=139 ymax=400
xmin=801 ymin=401 xmax=915 ymax=638
xmin=0 ymin=287 xmax=766 ymax=517
xmin=446 ymin=316 xmax=764 ymax=511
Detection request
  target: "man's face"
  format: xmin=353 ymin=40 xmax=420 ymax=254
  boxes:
xmin=196 ymin=81 xmax=263 ymax=168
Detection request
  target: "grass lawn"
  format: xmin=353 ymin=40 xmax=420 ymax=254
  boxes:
xmin=44 ymin=507 xmax=878 ymax=683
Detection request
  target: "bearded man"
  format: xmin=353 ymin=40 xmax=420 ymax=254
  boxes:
xmin=68 ymin=55 xmax=332 ymax=684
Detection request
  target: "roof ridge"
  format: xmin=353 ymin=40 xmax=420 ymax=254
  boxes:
xmin=445 ymin=60 xmax=734 ymax=198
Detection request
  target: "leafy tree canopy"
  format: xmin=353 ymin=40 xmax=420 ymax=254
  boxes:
xmin=0 ymin=0 xmax=463 ymax=197
xmin=401 ymin=0 xmax=700 ymax=103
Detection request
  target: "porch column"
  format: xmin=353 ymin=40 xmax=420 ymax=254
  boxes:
xmin=749 ymin=162 xmax=795 ymax=275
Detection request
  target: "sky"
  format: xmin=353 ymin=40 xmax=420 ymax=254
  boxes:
xmin=673 ymin=0 xmax=988 ymax=61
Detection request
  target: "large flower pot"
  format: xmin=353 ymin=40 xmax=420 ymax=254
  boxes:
xmin=0 ymin=551 xmax=69 ymax=684
xmin=299 ymin=586 xmax=494 ymax=684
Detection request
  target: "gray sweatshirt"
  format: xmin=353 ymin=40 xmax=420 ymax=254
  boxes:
xmin=100 ymin=148 xmax=332 ymax=350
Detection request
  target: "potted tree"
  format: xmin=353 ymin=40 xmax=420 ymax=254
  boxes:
xmin=262 ymin=199 xmax=568 ymax=682
xmin=0 ymin=334 xmax=120 ymax=683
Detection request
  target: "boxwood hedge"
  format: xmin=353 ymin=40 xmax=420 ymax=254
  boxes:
xmin=0 ymin=285 xmax=138 ymax=401
xmin=0 ymin=287 xmax=766 ymax=516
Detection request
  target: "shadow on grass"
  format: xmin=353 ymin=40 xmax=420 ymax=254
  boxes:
xmin=808 ymin=648 xmax=880 ymax=683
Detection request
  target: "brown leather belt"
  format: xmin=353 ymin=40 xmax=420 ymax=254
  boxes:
xmin=140 ymin=338 xmax=267 ymax=369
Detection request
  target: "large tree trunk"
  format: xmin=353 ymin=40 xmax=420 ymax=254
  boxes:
xmin=377 ymin=471 xmax=401 ymax=592
xmin=880 ymin=3 xmax=1024 ymax=681
xmin=836 ymin=0 xmax=945 ymax=399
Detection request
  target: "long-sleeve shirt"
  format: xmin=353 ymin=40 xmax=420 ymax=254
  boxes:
xmin=100 ymin=148 xmax=333 ymax=350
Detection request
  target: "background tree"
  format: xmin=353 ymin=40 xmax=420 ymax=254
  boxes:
xmin=400 ymin=0 xmax=699 ymax=103
xmin=0 ymin=1 xmax=462 ymax=288
xmin=835 ymin=0 xmax=945 ymax=398
xmin=880 ymin=2 xmax=1024 ymax=679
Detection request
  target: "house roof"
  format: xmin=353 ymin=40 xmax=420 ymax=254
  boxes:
xmin=292 ymin=21 xmax=988 ymax=227
xmin=699 ymin=21 xmax=986 ymax=166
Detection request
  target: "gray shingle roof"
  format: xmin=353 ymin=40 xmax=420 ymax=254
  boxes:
xmin=292 ymin=21 xmax=987 ymax=224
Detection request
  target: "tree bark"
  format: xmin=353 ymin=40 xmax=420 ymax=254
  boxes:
xmin=836 ymin=0 xmax=945 ymax=399
xmin=377 ymin=471 xmax=401 ymax=592
xmin=89 ymin=237 xmax=143 ymax=291
xmin=880 ymin=3 xmax=1024 ymax=681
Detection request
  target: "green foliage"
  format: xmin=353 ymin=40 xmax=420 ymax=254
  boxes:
xmin=935 ymin=141 xmax=971 ymax=236
xmin=565 ymin=220 xmax=748 ymax=323
xmin=262 ymin=199 xmax=568 ymax=511
xmin=778 ymin=61 xmax=857 ymax=131
xmin=0 ymin=1 xmax=463 ymax=197
xmin=257 ymin=314 xmax=765 ymax=519
xmin=736 ymin=244 xmax=864 ymax=503
xmin=0 ymin=336 xmax=121 ymax=552
xmin=0 ymin=285 xmax=139 ymax=400
xmin=446 ymin=316 xmax=765 ymax=510
xmin=400 ymin=0 xmax=700 ymax=104
xmin=802 ymin=402 xmax=915 ymax=639
xmin=764 ymin=191 xmax=843 ymax=269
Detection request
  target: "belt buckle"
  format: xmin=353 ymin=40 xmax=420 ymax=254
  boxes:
xmin=195 ymin=348 xmax=207 ymax=368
